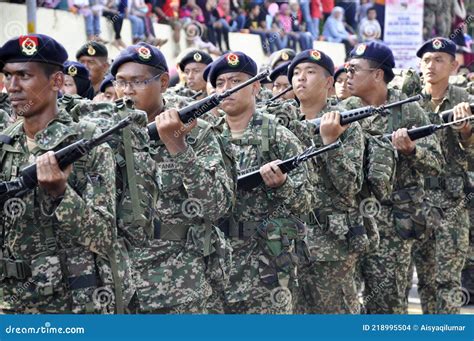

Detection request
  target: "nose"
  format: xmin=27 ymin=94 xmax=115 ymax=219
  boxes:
xmin=122 ymin=82 xmax=135 ymax=95
xmin=6 ymin=75 xmax=20 ymax=92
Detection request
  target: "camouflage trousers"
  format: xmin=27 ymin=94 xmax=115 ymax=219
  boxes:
xmin=223 ymin=293 xmax=293 ymax=314
xmin=423 ymin=1 xmax=453 ymax=40
xmin=221 ymin=238 xmax=296 ymax=314
xmin=294 ymin=255 xmax=360 ymax=314
xmin=128 ymin=293 xmax=208 ymax=314
xmin=359 ymin=206 xmax=414 ymax=314
xmin=408 ymin=207 xmax=469 ymax=314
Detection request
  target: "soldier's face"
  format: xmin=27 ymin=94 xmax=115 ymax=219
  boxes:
xmin=292 ymin=62 xmax=332 ymax=102
xmin=215 ymin=72 xmax=257 ymax=116
xmin=420 ymin=52 xmax=457 ymax=84
xmin=3 ymin=62 xmax=63 ymax=117
xmin=183 ymin=62 xmax=207 ymax=92
xmin=79 ymin=56 xmax=108 ymax=85
xmin=103 ymin=85 xmax=118 ymax=102
xmin=335 ymin=71 xmax=350 ymax=100
xmin=346 ymin=58 xmax=377 ymax=98
xmin=115 ymin=62 xmax=169 ymax=117
xmin=62 ymin=75 xmax=78 ymax=96
xmin=272 ymin=75 xmax=294 ymax=100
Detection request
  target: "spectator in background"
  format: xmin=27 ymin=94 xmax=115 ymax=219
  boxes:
xmin=321 ymin=0 xmax=334 ymax=21
xmin=335 ymin=0 xmax=359 ymax=31
xmin=202 ymin=0 xmax=220 ymax=48
xmin=214 ymin=0 xmax=239 ymax=51
xmin=128 ymin=0 xmax=147 ymax=43
xmin=180 ymin=0 xmax=205 ymax=23
xmin=244 ymin=2 xmax=278 ymax=55
xmin=310 ymin=0 xmax=323 ymax=40
xmin=358 ymin=6 xmax=381 ymax=41
xmin=153 ymin=0 xmax=182 ymax=55
xmin=373 ymin=0 xmax=384 ymax=39
xmin=323 ymin=6 xmax=357 ymax=54
xmin=289 ymin=0 xmax=314 ymax=50
xmin=356 ymin=0 xmax=372 ymax=23
xmin=103 ymin=0 xmax=127 ymax=49
xmin=69 ymin=0 xmax=105 ymax=42
xmin=299 ymin=0 xmax=317 ymax=40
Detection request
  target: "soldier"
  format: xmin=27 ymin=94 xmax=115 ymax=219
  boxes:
xmin=93 ymin=74 xmax=118 ymax=103
xmin=0 ymin=34 xmax=117 ymax=313
xmin=76 ymin=42 xmax=110 ymax=96
xmin=412 ymin=37 xmax=474 ymax=314
xmin=62 ymin=61 xmax=95 ymax=100
xmin=334 ymin=65 xmax=351 ymax=102
xmin=210 ymin=51 xmax=313 ymax=313
xmin=268 ymin=62 xmax=295 ymax=101
xmin=268 ymin=48 xmax=296 ymax=70
xmin=0 ymin=109 xmax=11 ymax=131
xmin=342 ymin=41 xmax=443 ymax=314
xmin=285 ymin=50 xmax=366 ymax=314
xmin=110 ymin=43 xmax=234 ymax=314
xmin=177 ymin=50 xmax=213 ymax=100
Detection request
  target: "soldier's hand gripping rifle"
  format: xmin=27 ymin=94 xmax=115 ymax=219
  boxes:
xmin=237 ymin=140 xmax=342 ymax=191
xmin=0 ymin=116 xmax=133 ymax=203
xmin=440 ymin=103 xmax=474 ymax=123
xmin=147 ymin=69 xmax=271 ymax=141
xmin=382 ymin=115 xmax=474 ymax=142
xmin=307 ymin=94 xmax=423 ymax=134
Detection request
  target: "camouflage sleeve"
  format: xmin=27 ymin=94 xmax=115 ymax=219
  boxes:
xmin=52 ymin=140 xmax=116 ymax=256
xmin=321 ymin=122 xmax=365 ymax=197
xmin=401 ymin=102 xmax=443 ymax=176
xmin=168 ymin=125 xmax=233 ymax=222
xmin=266 ymin=125 xmax=313 ymax=215
xmin=0 ymin=109 xmax=10 ymax=131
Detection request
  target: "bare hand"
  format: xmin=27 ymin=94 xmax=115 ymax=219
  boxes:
xmin=319 ymin=111 xmax=349 ymax=145
xmin=37 ymin=151 xmax=73 ymax=198
xmin=453 ymin=102 xmax=472 ymax=138
xmin=392 ymin=128 xmax=416 ymax=155
xmin=260 ymin=160 xmax=287 ymax=188
xmin=155 ymin=109 xmax=198 ymax=155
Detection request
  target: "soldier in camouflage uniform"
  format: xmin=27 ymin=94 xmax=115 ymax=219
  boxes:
xmin=343 ymin=41 xmax=443 ymax=314
xmin=0 ymin=109 xmax=12 ymax=131
xmin=285 ymin=50 xmax=367 ymax=314
xmin=76 ymin=42 xmax=109 ymax=97
xmin=111 ymin=43 xmax=234 ymax=314
xmin=0 ymin=91 xmax=11 ymax=116
xmin=423 ymin=0 xmax=455 ymax=40
xmin=176 ymin=50 xmax=213 ymax=101
xmin=0 ymin=34 xmax=118 ymax=314
xmin=209 ymin=52 xmax=312 ymax=314
xmin=411 ymin=38 xmax=474 ymax=314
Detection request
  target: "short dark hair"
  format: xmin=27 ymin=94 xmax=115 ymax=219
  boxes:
xmin=367 ymin=59 xmax=393 ymax=84
xmin=367 ymin=7 xmax=376 ymax=14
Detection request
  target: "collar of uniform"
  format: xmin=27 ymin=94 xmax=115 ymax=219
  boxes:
xmin=33 ymin=110 xmax=78 ymax=150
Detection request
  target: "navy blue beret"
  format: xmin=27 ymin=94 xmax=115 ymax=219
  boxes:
xmin=76 ymin=41 xmax=108 ymax=60
xmin=416 ymin=37 xmax=456 ymax=58
xmin=334 ymin=64 xmax=348 ymax=81
xmin=99 ymin=73 xmax=115 ymax=92
xmin=110 ymin=42 xmax=168 ymax=77
xmin=208 ymin=51 xmax=257 ymax=88
xmin=0 ymin=34 xmax=68 ymax=70
xmin=203 ymin=63 xmax=212 ymax=82
xmin=63 ymin=61 xmax=90 ymax=80
xmin=288 ymin=49 xmax=335 ymax=82
xmin=350 ymin=41 xmax=395 ymax=80
xmin=269 ymin=61 xmax=290 ymax=82
xmin=178 ymin=50 xmax=213 ymax=71
xmin=269 ymin=48 xmax=296 ymax=69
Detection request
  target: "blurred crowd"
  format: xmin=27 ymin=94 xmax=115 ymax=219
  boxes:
xmin=2 ymin=0 xmax=474 ymax=60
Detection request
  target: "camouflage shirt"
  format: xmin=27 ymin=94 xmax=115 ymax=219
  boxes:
xmin=419 ymin=84 xmax=474 ymax=207
xmin=0 ymin=93 xmax=11 ymax=116
xmin=342 ymin=88 xmax=443 ymax=191
xmin=256 ymin=99 xmax=300 ymax=129
xmin=0 ymin=109 xmax=12 ymax=132
xmin=257 ymin=87 xmax=274 ymax=104
xmin=165 ymin=84 xmax=198 ymax=100
xmin=0 ymin=109 xmax=116 ymax=312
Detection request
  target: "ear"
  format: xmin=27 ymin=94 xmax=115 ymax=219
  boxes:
xmin=374 ymin=69 xmax=384 ymax=83
xmin=51 ymin=72 xmax=64 ymax=92
xmin=159 ymin=72 xmax=170 ymax=93
xmin=252 ymin=81 xmax=261 ymax=96
xmin=450 ymin=58 xmax=459 ymax=74
xmin=326 ymin=76 xmax=334 ymax=90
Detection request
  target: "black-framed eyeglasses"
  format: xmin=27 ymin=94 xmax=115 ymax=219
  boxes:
xmin=113 ymin=73 xmax=162 ymax=90
xmin=345 ymin=65 xmax=378 ymax=75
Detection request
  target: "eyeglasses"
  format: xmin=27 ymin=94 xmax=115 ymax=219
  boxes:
xmin=345 ymin=65 xmax=378 ymax=75
xmin=113 ymin=73 xmax=161 ymax=90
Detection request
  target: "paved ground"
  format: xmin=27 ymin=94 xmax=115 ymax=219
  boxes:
xmin=407 ymin=270 xmax=474 ymax=314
